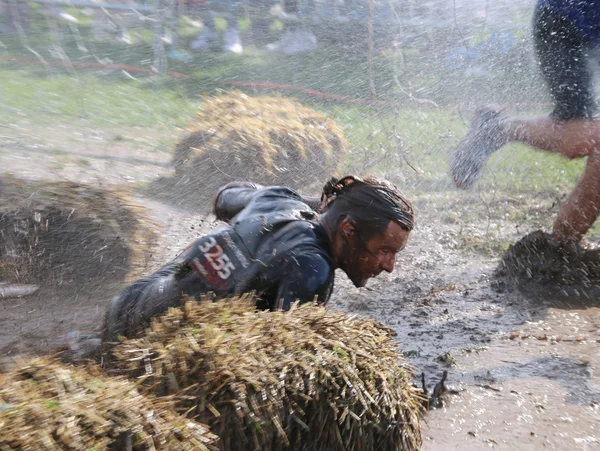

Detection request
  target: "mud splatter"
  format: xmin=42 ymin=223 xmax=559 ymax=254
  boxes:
xmin=497 ymin=230 xmax=600 ymax=299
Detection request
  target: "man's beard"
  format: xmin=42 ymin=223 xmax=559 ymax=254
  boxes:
xmin=339 ymin=240 xmax=370 ymax=288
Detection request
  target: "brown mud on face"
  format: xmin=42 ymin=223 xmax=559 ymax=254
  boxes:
xmin=496 ymin=230 xmax=600 ymax=301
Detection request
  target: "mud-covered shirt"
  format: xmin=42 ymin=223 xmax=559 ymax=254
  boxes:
xmin=173 ymin=186 xmax=335 ymax=309
xmin=104 ymin=186 xmax=335 ymax=341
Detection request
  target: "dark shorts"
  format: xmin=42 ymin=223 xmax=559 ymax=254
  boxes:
xmin=533 ymin=5 xmax=598 ymax=121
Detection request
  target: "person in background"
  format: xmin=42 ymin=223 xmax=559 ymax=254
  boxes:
xmin=450 ymin=0 xmax=600 ymax=244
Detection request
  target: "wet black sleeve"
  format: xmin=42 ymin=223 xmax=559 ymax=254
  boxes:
xmin=212 ymin=181 xmax=263 ymax=222
xmin=274 ymin=253 xmax=333 ymax=311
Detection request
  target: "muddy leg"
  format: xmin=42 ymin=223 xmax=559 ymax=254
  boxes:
xmin=506 ymin=117 xmax=600 ymax=159
xmin=554 ymin=149 xmax=600 ymax=242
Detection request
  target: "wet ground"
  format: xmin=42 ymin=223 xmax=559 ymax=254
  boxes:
xmin=1 ymin=122 xmax=598 ymax=449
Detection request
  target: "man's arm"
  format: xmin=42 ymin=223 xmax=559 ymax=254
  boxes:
xmin=213 ymin=182 xmax=323 ymax=222
xmin=273 ymin=254 xmax=333 ymax=311
xmin=212 ymin=181 xmax=263 ymax=222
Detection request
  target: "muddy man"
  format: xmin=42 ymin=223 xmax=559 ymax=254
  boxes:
xmin=102 ymin=175 xmax=414 ymax=342
xmin=450 ymin=0 xmax=600 ymax=244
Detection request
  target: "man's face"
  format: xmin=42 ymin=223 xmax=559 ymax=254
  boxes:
xmin=340 ymin=220 xmax=410 ymax=288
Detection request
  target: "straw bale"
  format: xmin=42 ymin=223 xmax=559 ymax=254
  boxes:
xmin=0 ymin=175 xmax=156 ymax=291
xmin=110 ymin=295 xmax=424 ymax=451
xmin=172 ymin=92 xmax=347 ymax=191
xmin=0 ymin=357 xmax=219 ymax=450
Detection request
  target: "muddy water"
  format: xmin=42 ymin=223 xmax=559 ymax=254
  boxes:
xmin=423 ymin=309 xmax=599 ymax=450
xmin=1 ymin=124 xmax=599 ymax=448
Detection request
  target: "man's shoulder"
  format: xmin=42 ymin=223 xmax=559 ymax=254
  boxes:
xmin=291 ymin=252 xmax=334 ymax=276
xmin=279 ymin=252 xmax=334 ymax=295
xmin=233 ymin=186 xmax=317 ymax=224
xmin=275 ymin=222 xmax=334 ymax=270
xmin=251 ymin=186 xmax=307 ymax=208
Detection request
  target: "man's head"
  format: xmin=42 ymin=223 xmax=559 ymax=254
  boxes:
xmin=319 ymin=175 xmax=414 ymax=288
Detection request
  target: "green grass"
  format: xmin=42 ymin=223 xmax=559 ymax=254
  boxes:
xmin=0 ymin=68 xmax=194 ymax=128
xmin=320 ymin=104 xmax=585 ymax=196
xmin=486 ymin=142 xmax=586 ymax=192
xmin=2 ymin=24 xmax=544 ymax=106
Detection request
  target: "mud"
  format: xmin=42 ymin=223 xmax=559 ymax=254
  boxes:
xmin=498 ymin=230 xmax=600 ymax=299
xmin=0 ymin=121 xmax=598 ymax=449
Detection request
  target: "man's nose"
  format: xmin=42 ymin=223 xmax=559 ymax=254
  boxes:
xmin=381 ymin=255 xmax=395 ymax=273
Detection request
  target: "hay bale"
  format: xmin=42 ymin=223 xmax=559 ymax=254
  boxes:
xmin=110 ymin=295 xmax=424 ymax=451
xmin=172 ymin=92 xmax=347 ymax=192
xmin=0 ymin=357 xmax=219 ymax=450
xmin=0 ymin=175 xmax=156 ymax=291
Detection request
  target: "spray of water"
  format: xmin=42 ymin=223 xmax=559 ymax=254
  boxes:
xmin=1 ymin=0 xmax=599 ymax=447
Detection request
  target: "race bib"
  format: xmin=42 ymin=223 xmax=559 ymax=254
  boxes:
xmin=187 ymin=230 xmax=251 ymax=293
